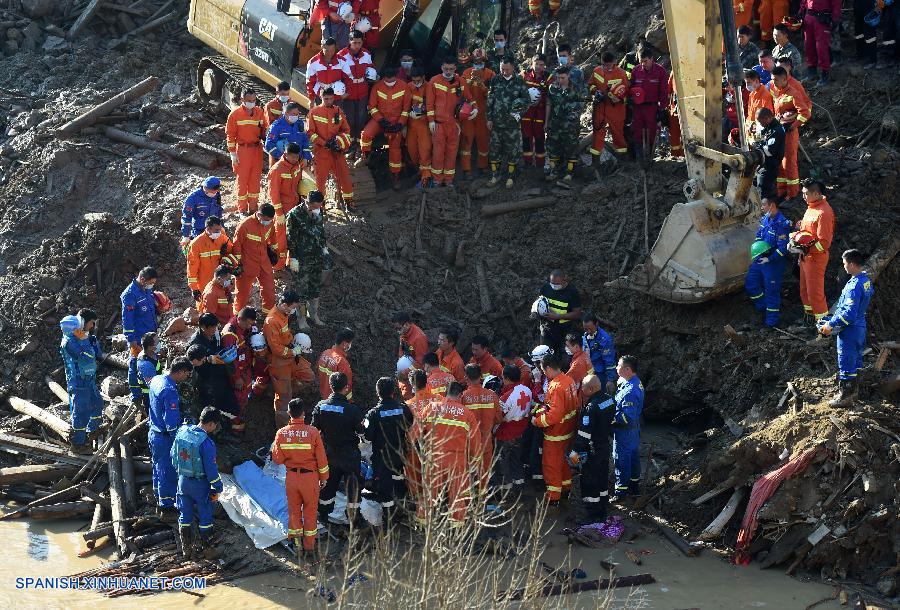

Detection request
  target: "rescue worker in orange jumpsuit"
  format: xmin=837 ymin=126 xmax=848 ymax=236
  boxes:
xmin=307 ymin=87 xmax=355 ymax=209
xmin=521 ymin=54 xmax=552 ymax=168
xmin=759 ymin=0 xmax=789 ymax=41
xmin=415 ymin=382 xmax=481 ymax=527
xmin=361 ymin=66 xmax=409 ymax=188
xmin=469 ymin=335 xmax=504 ymax=379
xmin=272 ymin=397 xmax=329 ymax=558
xmin=666 ymin=73 xmax=684 ymax=158
xmin=200 ymin=266 xmax=234 ymax=325
xmin=404 ymin=67 xmax=432 ymax=188
xmin=392 ymin=311 xmax=430 ymax=368
xmin=186 ymin=216 xmax=231 ymax=306
xmin=316 ymin=327 xmax=354 ymax=400
xmin=793 ymin=180 xmax=835 ymax=323
xmin=501 ymin=348 xmax=534 ymax=385
xmin=528 ymin=0 xmax=561 ymax=21
xmin=405 ymin=369 xmax=431 ymax=502
xmin=226 ymin=88 xmax=265 ymax=215
xmin=427 ymin=57 xmax=476 ymax=187
xmin=744 ymin=69 xmax=775 ymax=143
xmin=264 ymin=81 xmax=292 ymax=130
xmin=423 ymin=352 xmax=454 ymax=398
xmin=459 ymin=49 xmax=494 ymax=178
xmin=220 ymin=307 xmax=258 ymax=432
xmin=268 ymin=142 xmax=305 ymax=270
xmin=232 ymin=203 xmax=278 ymax=315
xmin=264 ymin=291 xmax=314 ymax=427
xmin=770 ymin=66 xmax=811 ymax=199
xmin=436 ymin=328 xmax=466 ymax=382
xmin=461 ymin=364 xmax=503 ymax=491
xmin=588 ymin=51 xmax=630 ymax=161
xmin=531 ymin=352 xmax=579 ymax=504
xmin=564 ymin=333 xmax=594 ymax=395
xmin=733 ymin=0 xmax=753 ymax=29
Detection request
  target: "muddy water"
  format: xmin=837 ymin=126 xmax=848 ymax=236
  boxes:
xmin=1 ymin=517 xmax=843 ymax=609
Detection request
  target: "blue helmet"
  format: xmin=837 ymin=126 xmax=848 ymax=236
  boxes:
xmin=203 ymin=176 xmax=221 ymax=190
xmin=60 ymin=315 xmax=81 ymax=334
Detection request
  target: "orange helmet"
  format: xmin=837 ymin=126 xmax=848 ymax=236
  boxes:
xmin=457 ymin=47 xmax=471 ymax=64
xmin=154 ymin=291 xmax=172 ymax=314
xmin=471 ymin=48 xmax=486 ymax=63
xmin=630 ymin=86 xmax=645 ymax=104
xmin=782 ymin=16 xmax=803 ymax=31
xmin=456 ymin=100 xmax=475 ymax=121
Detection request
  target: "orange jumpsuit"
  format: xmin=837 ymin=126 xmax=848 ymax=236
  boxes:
xmin=415 ymin=397 xmax=482 ymax=525
xmin=264 ymin=308 xmax=314 ymax=413
xmin=426 ymin=74 xmax=474 ymax=185
xmin=667 ymin=74 xmax=684 ymax=157
xmin=771 ymin=80 xmax=811 ymax=198
xmin=186 ymin=231 xmax=232 ymax=298
xmin=588 ymin=65 xmax=629 ymax=156
xmin=566 ymin=348 xmax=594 ymax=394
xmin=528 ymin=0 xmax=561 ymax=19
xmin=404 ymin=80 xmax=432 ymax=182
xmin=437 ymin=347 xmax=466 ymax=382
xmin=469 ymin=352 xmax=503 ymax=379
xmin=316 ymin=346 xmax=353 ymax=400
xmin=264 ymin=98 xmax=286 ymax=130
xmin=459 ymin=67 xmax=494 ymax=172
xmin=271 ymin=418 xmax=329 ymax=549
xmin=307 ymin=104 xmax=354 ymax=204
xmin=460 ymin=384 xmax=503 ymax=489
xmin=268 ymin=156 xmax=303 ymax=270
xmin=532 ymin=372 xmax=579 ymax=501
xmin=745 ymin=85 xmax=775 ymax=142
xmin=733 ymin=0 xmax=753 ymax=29
xmin=405 ymin=389 xmax=433 ymax=501
xmin=226 ymin=105 xmax=265 ymax=214
xmin=798 ymin=197 xmax=835 ymax=320
xmin=199 ymin=280 xmax=233 ymax=325
xmin=425 ymin=369 xmax=455 ymax=398
xmin=759 ymin=0 xmax=789 ymax=41
xmin=232 ymin=215 xmax=277 ymax=315
xmin=399 ymin=323 xmax=430 ymax=367
xmin=361 ymin=78 xmax=410 ymax=175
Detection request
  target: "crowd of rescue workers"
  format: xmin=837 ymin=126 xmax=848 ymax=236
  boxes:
xmin=54 ymin=4 xmax=878 ymax=562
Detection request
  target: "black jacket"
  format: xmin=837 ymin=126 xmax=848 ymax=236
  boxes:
xmin=365 ymin=398 xmax=414 ymax=471
xmin=188 ymin=330 xmax=233 ymax=397
xmin=756 ymin=120 xmax=785 ymax=173
xmin=572 ymin=392 xmax=615 ymax=456
xmin=311 ymin=392 xmax=365 ymax=469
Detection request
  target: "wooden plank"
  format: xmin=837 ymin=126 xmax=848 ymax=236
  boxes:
xmin=0 ymin=464 xmax=78 ymax=485
xmin=57 ymin=76 xmax=158 ymax=136
xmin=67 ymin=0 xmax=102 ymax=41
xmin=8 ymin=396 xmax=71 ymax=440
xmin=107 ymin=445 xmax=131 ymax=557
xmin=29 ymin=501 xmax=95 ymax=520
xmin=45 ymin=376 xmax=70 ymax=403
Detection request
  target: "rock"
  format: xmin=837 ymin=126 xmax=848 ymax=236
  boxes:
xmin=21 ymin=0 xmax=55 ymax=18
xmin=645 ymin=16 xmax=668 ymax=54
xmin=163 ymin=316 xmax=187 ymax=336
xmin=101 ymin=376 xmax=129 ymax=398
xmin=6 ymin=28 xmax=23 ymax=42
xmin=41 ymin=35 xmax=69 ymax=53
xmin=14 ymin=340 xmax=39 ymax=356
xmin=21 ymin=22 xmax=41 ymax=53
xmin=110 ymin=334 xmax=129 ymax=351
xmin=160 ymin=81 xmax=182 ymax=100
xmin=876 ymin=575 xmax=897 ymax=597
xmin=182 ymin=306 xmax=199 ymax=326
xmin=3 ymin=40 xmax=18 ymax=56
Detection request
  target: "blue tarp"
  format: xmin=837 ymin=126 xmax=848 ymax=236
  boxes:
xmin=232 ymin=460 xmax=289 ymax=530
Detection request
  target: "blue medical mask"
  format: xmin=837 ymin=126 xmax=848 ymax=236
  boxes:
xmin=287 ymin=114 xmax=300 ymax=124
xmin=558 ymin=55 xmax=569 ymax=66
xmin=401 ymin=61 xmax=413 ymax=69
xmin=473 ymin=63 xmax=485 ymax=71
xmin=495 ymin=40 xmax=506 ymax=50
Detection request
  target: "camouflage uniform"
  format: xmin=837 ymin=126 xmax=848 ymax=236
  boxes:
xmin=286 ymin=203 xmax=328 ymax=301
xmin=486 ymin=49 xmax=507 ymax=73
xmin=545 ymin=83 xmax=585 ymax=178
xmin=487 ymin=73 xmax=531 ymax=176
xmin=177 ymin=370 xmax=201 ymax=424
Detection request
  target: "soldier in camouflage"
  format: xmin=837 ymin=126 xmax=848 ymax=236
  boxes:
xmin=179 ymin=353 xmax=203 ymax=424
xmin=487 ymin=57 xmax=531 ymax=189
xmin=545 ymin=67 xmax=586 ymax=182
xmin=286 ymin=190 xmax=329 ymax=330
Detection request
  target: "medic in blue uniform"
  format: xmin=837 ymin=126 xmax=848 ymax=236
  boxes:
xmin=817 ymin=249 xmax=874 ymax=407
xmin=745 ymin=198 xmax=792 ymax=327
xmin=59 ymin=312 xmax=104 ymax=453
xmin=611 ymin=355 xmax=644 ymax=498
xmin=581 ymin=313 xmax=617 ymax=389
xmin=149 ymin=359 xmax=192 ymax=521
xmin=181 ymin=177 xmax=223 ymax=240
xmin=264 ymin=103 xmax=313 ymax=162
xmin=122 ymin=267 xmax=158 ymax=403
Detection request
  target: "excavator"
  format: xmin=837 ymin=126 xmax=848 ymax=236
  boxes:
xmin=186 ymin=0 xmax=505 ymax=206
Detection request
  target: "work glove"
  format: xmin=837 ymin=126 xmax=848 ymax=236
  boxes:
xmin=593 ymin=91 xmax=605 ymax=104
xmin=180 ymin=237 xmax=190 ymax=255
xmin=510 ymin=112 xmax=521 ymax=122
xmin=322 ymin=246 xmax=329 ymax=256
xmin=379 ymin=118 xmax=391 ymax=129
xmin=468 ymin=108 xmax=478 ymax=120
xmin=756 ymin=256 xmax=769 ymax=265
xmin=219 ymin=244 xmax=229 ymax=256
xmin=266 ymin=245 xmax=278 ymax=266
xmin=210 ymin=493 xmax=219 ymax=503
xmin=429 ymin=121 xmax=436 ymax=134
xmin=289 ymin=258 xmax=300 ymax=272
xmin=209 ymin=354 xmax=225 ymax=365
xmin=292 ymin=344 xmax=304 ymax=356
xmin=232 ymin=264 xmax=243 ymax=277
xmin=656 ymin=108 xmax=668 ymax=123
xmin=192 ymin=289 xmax=202 ymax=301
xmin=276 ymin=215 xmax=286 ymax=226
xmin=230 ymin=152 xmax=239 ymax=165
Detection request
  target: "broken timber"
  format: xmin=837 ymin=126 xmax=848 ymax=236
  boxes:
xmin=57 ymin=76 xmax=158 ymax=136
xmin=8 ymin=396 xmax=71 ymax=440
xmin=0 ymin=464 xmax=78 ymax=485
xmin=499 ymin=574 xmax=656 ymax=601
xmin=480 ymin=196 xmax=555 ymax=218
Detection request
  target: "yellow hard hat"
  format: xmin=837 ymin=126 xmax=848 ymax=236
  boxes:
xmin=298 ymin=176 xmax=317 ymax=198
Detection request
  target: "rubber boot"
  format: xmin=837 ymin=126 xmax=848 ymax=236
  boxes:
xmin=505 ymin=163 xmax=515 ymax=188
xmin=69 ymin=440 xmax=92 ymax=455
xmin=199 ymin=532 xmax=222 ymax=561
xmin=179 ymin=527 xmax=194 ymax=561
xmin=816 ymin=70 xmax=829 ymax=87
xmin=828 ymin=379 xmax=857 ymax=407
xmin=158 ymin=506 xmax=179 ymax=523
xmin=295 ymin=303 xmax=310 ymax=331
xmin=804 ymin=67 xmax=819 ymax=83
xmin=308 ymin=298 xmax=324 ymax=327
xmin=487 ymin=173 xmax=501 ymax=186
xmin=391 ymin=173 xmax=401 ymax=191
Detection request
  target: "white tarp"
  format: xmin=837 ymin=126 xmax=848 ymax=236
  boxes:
xmin=219 ymin=470 xmax=287 ymax=549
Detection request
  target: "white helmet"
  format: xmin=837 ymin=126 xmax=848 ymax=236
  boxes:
xmin=529 ymin=344 xmax=553 ymax=363
xmin=250 ymin=332 xmax=266 ymax=350
xmin=327 ymin=80 xmax=346 ymax=97
xmin=365 ymin=66 xmax=378 ymax=81
xmin=528 ymin=87 xmax=541 ymax=104
xmin=396 ymin=355 xmax=415 ymax=373
xmin=293 ymin=332 xmax=312 ymax=354
xmin=531 ymin=295 xmax=549 ymax=316
xmin=355 ymin=16 xmax=372 ymax=33
xmin=338 ymin=1 xmax=354 ymax=21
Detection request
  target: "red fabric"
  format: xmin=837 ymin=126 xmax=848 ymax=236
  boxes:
xmin=734 ymin=446 xmax=822 ymax=564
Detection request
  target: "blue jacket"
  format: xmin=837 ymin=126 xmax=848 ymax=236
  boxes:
xmin=264 ymin=117 xmax=312 ymax=161
xmin=60 ymin=332 xmax=102 ymax=385
xmin=753 ymin=65 xmax=771 ymax=86
xmin=137 ymin=354 xmax=161 ymax=396
xmin=149 ymin=374 xmax=182 ymax=435
xmin=755 ymin=211 xmax=792 ymax=260
xmin=582 ymin=329 xmax=616 ymax=384
xmin=121 ymin=280 xmax=157 ymax=344
xmin=181 ymin=188 xmax=223 ymax=238
xmin=613 ymin=376 xmax=644 ymax=430
xmin=171 ymin=424 xmax=223 ymax=492
xmin=826 ymin=272 xmax=874 ymax=332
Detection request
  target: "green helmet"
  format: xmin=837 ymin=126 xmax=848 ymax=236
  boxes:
xmin=750 ymin=240 xmax=771 ymax=259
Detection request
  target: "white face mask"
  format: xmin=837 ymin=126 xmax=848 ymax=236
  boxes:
xmin=243 ymin=101 xmax=255 ymax=109
xmin=586 ymin=331 xmax=596 ymax=340
xmin=287 ymin=114 xmax=300 ymax=124
xmin=278 ymin=95 xmax=290 ymax=103
xmin=208 ymin=231 xmax=221 ymax=240
xmin=312 ymin=209 xmax=322 ymax=217
xmin=259 ymin=218 xmax=271 ymax=226
xmin=473 ymin=63 xmax=485 ymax=71
xmin=503 ymin=73 xmax=513 ymax=80
xmin=442 ymin=70 xmax=454 ymax=79
xmin=346 ymin=343 xmax=352 ymax=352
xmin=401 ymin=61 xmax=413 ymax=69
xmin=385 ymin=79 xmax=396 ymax=86
xmin=565 ymin=347 xmax=573 ymax=356
xmin=550 ymin=282 xmax=563 ymax=291
xmin=222 ymin=279 xmax=232 ymax=288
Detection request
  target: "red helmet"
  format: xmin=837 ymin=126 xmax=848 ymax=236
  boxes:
xmin=789 ymin=230 xmax=817 ymax=252
xmin=456 ymin=100 xmax=475 ymax=121
xmin=471 ymin=48 xmax=486 ymax=63
xmin=782 ymin=16 xmax=803 ymax=31
xmin=154 ymin=291 xmax=172 ymax=314
xmin=630 ymin=86 xmax=645 ymax=104
xmin=727 ymin=127 xmax=741 ymax=146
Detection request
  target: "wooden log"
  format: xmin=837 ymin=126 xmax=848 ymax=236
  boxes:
xmin=71 ymin=403 xmax=139 ymax=483
xmin=646 ymin=512 xmax=700 ymax=557
xmin=86 ymin=502 xmax=106 ymax=549
xmin=46 ymin=376 xmax=70 ymax=403
xmin=57 ymin=76 xmax=158 ymax=136
xmin=480 ymin=196 xmax=555 ymax=218
xmin=107 ymin=444 xmax=131 ymax=557
xmin=0 ymin=464 xmax=78 ymax=485
xmin=692 ymin=483 xmax=735 ymax=506
xmin=108 ymin=10 xmax=177 ymax=50
xmin=133 ymin=529 xmax=174 ymax=549
xmin=119 ymin=436 xmax=137 ymax=513
xmin=102 ymin=2 xmax=148 ymax=16
xmin=1 ymin=484 xmax=81 ymax=519
xmin=500 ymin=574 xmax=656 ymax=601
xmin=475 ymin=260 xmax=492 ymax=313
xmin=103 ymin=126 xmax=216 ymax=169
xmin=79 ymin=536 xmax=113 ymax=557
xmin=29 ymin=501 xmax=95 ymax=520
xmin=8 ymin=397 xmax=71 ymax=441
xmin=67 ymin=0 xmax=102 ymax=41
xmin=100 ymin=353 xmax=130 ymax=370
xmin=0 ymin=431 xmax=92 ymax=466
xmin=866 ymin=232 xmax=900 ymax=282
xmin=79 ymin=486 xmax=112 ymax=510
xmin=696 ymin=488 xmax=746 ymax=541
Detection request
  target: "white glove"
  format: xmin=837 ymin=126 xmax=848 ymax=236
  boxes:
xmin=322 ymin=246 xmax=329 ymax=256
xmin=288 ymin=258 xmax=300 ymax=272
xmin=756 ymin=256 xmax=769 ymax=264
xmin=787 ymin=244 xmax=803 ymax=255
xmin=429 ymin=121 xmax=436 ymax=134
xmin=292 ymin=344 xmax=304 ymax=356
xmin=511 ymin=112 xmax=521 ymax=122
xmin=531 ymin=368 xmax=541 ymax=382
xmin=468 ymin=108 xmax=478 ymax=120
xmin=230 ymin=152 xmax=239 ymax=165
